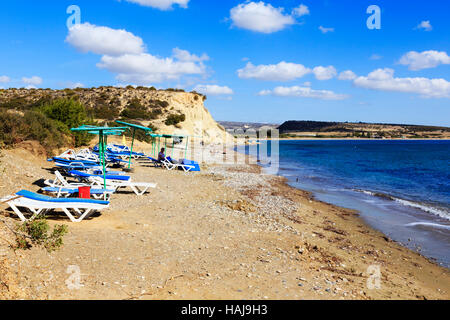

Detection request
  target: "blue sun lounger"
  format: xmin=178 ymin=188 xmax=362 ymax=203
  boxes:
xmin=42 ymin=187 xmax=115 ymax=200
xmin=1 ymin=190 xmax=110 ymax=222
xmin=69 ymin=170 xmax=131 ymax=181
xmin=68 ymin=170 xmax=157 ymax=196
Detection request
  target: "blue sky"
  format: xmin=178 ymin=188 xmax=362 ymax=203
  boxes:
xmin=1 ymin=0 xmax=449 ymax=126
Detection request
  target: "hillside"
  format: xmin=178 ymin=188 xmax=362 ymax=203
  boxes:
xmin=0 ymin=87 xmax=231 ymax=153
xmin=278 ymin=121 xmax=450 ymax=139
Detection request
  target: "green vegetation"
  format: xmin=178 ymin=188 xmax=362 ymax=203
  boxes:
xmin=0 ymin=110 xmax=68 ymax=153
xmin=0 ymin=95 xmax=52 ymax=110
xmin=106 ymin=120 xmax=155 ymax=143
xmin=121 ymin=98 xmax=151 ymax=119
xmin=0 ymin=97 xmax=94 ymax=153
xmin=14 ymin=217 xmax=68 ymax=252
xmin=165 ymin=113 xmax=186 ymax=126
xmin=89 ymin=94 xmax=120 ymax=120
xmin=166 ymin=88 xmax=185 ymax=93
xmin=40 ymin=98 xmax=93 ymax=146
xmin=120 ymin=98 xmax=167 ymax=121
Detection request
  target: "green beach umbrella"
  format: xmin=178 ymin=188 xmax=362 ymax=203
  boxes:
xmin=71 ymin=125 xmax=128 ymax=190
xmin=115 ymin=120 xmax=153 ymax=169
xmin=148 ymin=133 xmax=190 ymax=160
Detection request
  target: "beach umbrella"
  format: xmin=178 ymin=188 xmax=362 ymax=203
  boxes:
xmin=115 ymin=120 xmax=153 ymax=169
xmin=148 ymin=133 xmax=190 ymax=160
xmin=71 ymin=125 xmax=128 ymax=189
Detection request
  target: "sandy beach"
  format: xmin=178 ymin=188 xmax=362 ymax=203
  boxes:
xmin=0 ymin=143 xmax=449 ymax=300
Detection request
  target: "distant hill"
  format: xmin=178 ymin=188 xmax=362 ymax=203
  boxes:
xmin=277 ymin=121 xmax=450 ymax=139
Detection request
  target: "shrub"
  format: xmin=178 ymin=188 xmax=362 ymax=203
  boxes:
xmin=165 ymin=114 xmax=186 ymax=126
xmin=107 ymin=120 xmax=153 ymax=143
xmin=166 ymin=88 xmax=185 ymax=93
xmin=14 ymin=217 xmax=68 ymax=252
xmin=41 ymin=98 xmax=88 ymax=129
xmin=0 ymin=111 xmax=68 ymax=154
xmin=40 ymin=98 xmax=92 ymax=146
xmin=149 ymin=100 xmax=169 ymax=109
xmin=120 ymin=98 xmax=165 ymax=120
xmin=148 ymin=123 xmax=158 ymax=132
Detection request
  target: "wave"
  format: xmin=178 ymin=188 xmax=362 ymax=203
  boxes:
xmin=353 ymin=189 xmax=450 ymax=221
xmin=406 ymin=222 xmax=450 ymax=230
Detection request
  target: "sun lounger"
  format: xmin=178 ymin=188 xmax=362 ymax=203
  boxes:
xmin=1 ymin=190 xmax=109 ymax=222
xmin=54 ymin=161 xmax=104 ymax=172
xmin=44 ymin=171 xmax=97 ymax=189
xmin=140 ymin=156 xmax=163 ymax=167
xmin=162 ymin=157 xmax=196 ymax=173
xmin=42 ymin=187 xmax=115 ymax=200
xmin=69 ymin=170 xmax=157 ymax=196
xmin=69 ymin=170 xmax=131 ymax=182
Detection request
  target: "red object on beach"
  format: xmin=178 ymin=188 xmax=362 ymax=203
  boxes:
xmin=78 ymin=186 xmax=91 ymax=199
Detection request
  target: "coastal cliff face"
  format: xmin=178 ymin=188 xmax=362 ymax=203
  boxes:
xmin=0 ymin=87 xmax=232 ymax=145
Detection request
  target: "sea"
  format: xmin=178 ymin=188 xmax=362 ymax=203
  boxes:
xmin=242 ymin=140 xmax=450 ymax=268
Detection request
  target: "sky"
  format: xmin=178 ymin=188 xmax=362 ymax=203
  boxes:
xmin=1 ymin=0 xmax=449 ymax=126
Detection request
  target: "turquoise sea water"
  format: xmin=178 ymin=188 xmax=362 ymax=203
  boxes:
xmin=244 ymin=140 xmax=450 ymax=267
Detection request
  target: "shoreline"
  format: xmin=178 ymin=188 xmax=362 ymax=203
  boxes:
xmin=265 ymin=166 xmax=449 ymax=268
xmin=0 ymin=145 xmax=449 ymax=299
xmin=239 ymin=141 xmax=449 ymax=268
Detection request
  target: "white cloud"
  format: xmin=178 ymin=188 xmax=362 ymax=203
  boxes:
xmin=292 ymin=4 xmax=309 ymax=17
xmin=230 ymin=2 xmax=296 ymax=34
xmin=193 ymin=84 xmax=233 ymax=95
xmin=319 ymin=26 xmax=334 ymax=34
xmin=0 ymin=76 xmax=10 ymax=83
xmin=303 ymin=81 xmax=311 ymax=87
xmin=22 ymin=76 xmax=42 ymax=86
xmin=399 ymin=50 xmax=450 ymax=71
xmin=172 ymin=47 xmax=209 ymax=62
xmin=97 ymin=52 xmax=206 ymax=84
xmin=125 ymin=0 xmax=189 ymax=10
xmin=416 ymin=20 xmax=432 ymax=31
xmin=338 ymin=70 xmax=357 ymax=81
xmin=313 ymin=66 xmax=337 ymax=80
xmin=25 ymin=85 xmax=37 ymax=90
xmin=67 ymin=22 xmax=209 ymax=85
xmin=259 ymin=86 xmax=348 ymax=100
xmin=237 ymin=61 xmax=311 ymax=81
xmin=70 ymin=82 xmax=85 ymax=89
xmin=66 ymin=23 xmax=145 ymax=56
xmin=353 ymin=68 xmax=450 ymax=98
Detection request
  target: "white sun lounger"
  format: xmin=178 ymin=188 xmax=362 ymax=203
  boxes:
xmin=87 ymin=176 xmax=157 ymax=196
xmin=162 ymin=158 xmax=195 ymax=173
xmin=1 ymin=190 xmax=109 ymax=223
xmin=44 ymin=170 xmax=97 ymax=189
xmin=41 ymin=187 xmax=115 ymax=200
xmin=44 ymin=171 xmax=117 ymax=200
